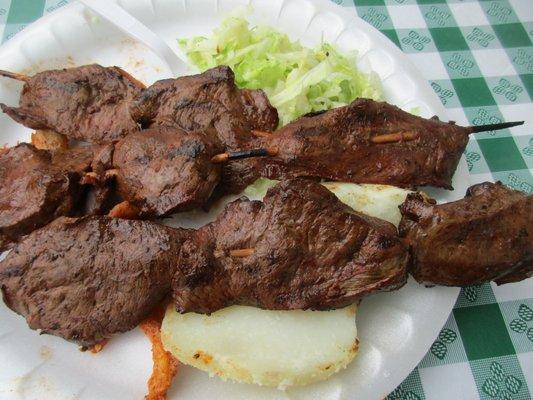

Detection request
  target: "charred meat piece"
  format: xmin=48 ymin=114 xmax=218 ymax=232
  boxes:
xmin=173 ymin=179 xmax=408 ymax=314
xmin=0 ymin=216 xmax=189 ymax=347
xmin=113 ymin=126 xmax=223 ymax=217
xmin=0 ymin=65 xmax=142 ymax=144
xmin=239 ymin=88 xmax=279 ymax=134
xmin=0 ymin=143 xmax=96 ymax=251
xmin=230 ymin=98 xmax=502 ymax=190
xmin=130 ymin=66 xmax=279 ymax=149
xmin=399 ymin=182 xmax=532 ymax=286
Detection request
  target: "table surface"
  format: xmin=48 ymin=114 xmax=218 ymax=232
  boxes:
xmin=0 ymin=0 xmax=531 ymax=399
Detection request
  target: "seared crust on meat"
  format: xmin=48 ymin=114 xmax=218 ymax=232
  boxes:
xmin=129 ymin=66 xmax=278 ymax=150
xmin=0 ymin=143 xmax=93 ymax=250
xmin=399 ymin=182 xmax=533 ymax=286
xmin=129 ymin=66 xmax=279 ymax=199
xmin=0 ymin=65 xmax=142 ymax=144
xmin=173 ymin=179 xmax=409 ymax=314
xmin=113 ymin=126 xmax=222 ymax=217
xmin=226 ymin=98 xmax=472 ymax=192
xmin=0 ymin=216 xmax=189 ymax=346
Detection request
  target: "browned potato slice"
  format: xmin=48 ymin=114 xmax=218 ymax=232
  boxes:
xmin=161 ymin=304 xmax=358 ymax=388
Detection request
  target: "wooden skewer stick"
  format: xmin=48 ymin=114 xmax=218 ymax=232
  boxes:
xmin=104 ymin=168 xmax=119 ymax=179
xmin=80 ymin=172 xmax=99 ymax=185
xmin=466 ymin=121 xmax=524 ymax=134
xmin=371 ymin=131 xmax=419 ymax=144
xmin=370 ymin=121 xmax=523 ymax=145
xmin=81 ymin=169 xmax=119 ymax=186
xmin=86 ymin=339 xmax=109 ymax=354
xmin=251 ymin=130 xmax=272 ymax=138
xmin=0 ymin=70 xmax=29 ymax=82
xmin=108 ymin=201 xmax=140 ymax=219
xmin=229 ymin=248 xmax=255 ymax=257
xmin=211 ymin=147 xmax=279 ymax=164
xmin=210 ymin=153 xmax=231 ymax=164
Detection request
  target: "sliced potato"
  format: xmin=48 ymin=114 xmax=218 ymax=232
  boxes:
xmin=161 ymin=304 xmax=358 ymax=388
xmin=322 ymin=182 xmax=412 ymax=226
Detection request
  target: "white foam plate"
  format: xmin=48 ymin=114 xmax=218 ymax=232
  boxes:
xmin=0 ymin=0 xmax=465 ymax=399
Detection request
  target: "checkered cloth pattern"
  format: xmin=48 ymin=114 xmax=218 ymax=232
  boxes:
xmin=0 ymin=0 xmax=531 ymax=399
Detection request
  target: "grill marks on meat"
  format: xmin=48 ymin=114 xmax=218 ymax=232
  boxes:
xmin=239 ymin=88 xmax=279 ymax=133
xmin=129 ymin=66 xmax=279 ymax=149
xmin=113 ymin=127 xmax=222 ymax=217
xmin=1 ymin=65 xmax=142 ymax=144
xmin=127 ymin=66 xmax=279 ymax=201
xmin=1 ymin=178 xmax=531 ymax=349
xmin=399 ymin=182 xmax=533 ymax=286
xmin=230 ymin=98 xmax=472 ymax=191
xmin=0 ymin=143 xmax=95 ymax=251
xmin=173 ymin=179 xmax=408 ymax=314
xmin=0 ymin=216 xmax=189 ymax=347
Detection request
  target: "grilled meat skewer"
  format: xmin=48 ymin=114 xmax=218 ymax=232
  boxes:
xmin=130 ymin=66 xmax=520 ymax=192
xmin=0 ymin=65 xmax=280 ymax=219
xmin=0 ymin=65 xmax=524 ymax=223
xmin=399 ymin=181 xmax=532 ymax=286
xmin=224 ymin=98 xmax=524 ymax=192
xmin=0 ymin=129 xmax=274 ymax=228
xmin=0 ymin=180 xmax=409 ymax=344
xmin=173 ymin=179 xmax=409 ymax=314
xmin=0 ymin=65 xmax=143 ymax=144
xmin=1 ymin=178 xmax=532 ymax=347
xmin=0 ymin=216 xmax=189 ymax=347
xmin=2 ymin=64 xmax=522 ymax=194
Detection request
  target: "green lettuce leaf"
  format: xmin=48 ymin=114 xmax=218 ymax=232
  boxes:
xmin=178 ymin=14 xmax=382 ymax=126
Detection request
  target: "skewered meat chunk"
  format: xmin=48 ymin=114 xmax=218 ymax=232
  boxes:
xmin=173 ymin=179 xmax=409 ymax=314
xmin=226 ymin=99 xmax=521 ymax=193
xmin=0 ymin=216 xmax=189 ymax=347
xmin=0 ymin=143 xmax=97 ymax=251
xmin=2 ymin=64 xmax=521 ymax=200
xmin=228 ymin=98 xmax=481 ymax=191
xmin=0 ymin=65 xmax=142 ymax=144
xmin=129 ymin=66 xmax=279 ymax=149
xmin=113 ymin=126 xmax=223 ymax=217
xmin=399 ymin=182 xmax=532 ymax=286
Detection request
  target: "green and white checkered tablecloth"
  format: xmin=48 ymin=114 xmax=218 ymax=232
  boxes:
xmin=0 ymin=0 xmax=531 ymax=399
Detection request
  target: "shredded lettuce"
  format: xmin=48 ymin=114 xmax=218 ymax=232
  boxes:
xmin=178 ymin=15 xmax=382 ymax=126
xmin=243 ymin=177 xmax=278 ymax=200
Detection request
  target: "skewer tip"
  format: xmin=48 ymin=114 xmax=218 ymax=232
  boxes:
xmin=113 ymin=66 xmax=146 ymax=89
xmin=0 ymin=70 xmax=29 ymax=82
xmin=467 ymin=121 xmax=524 ymax=134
